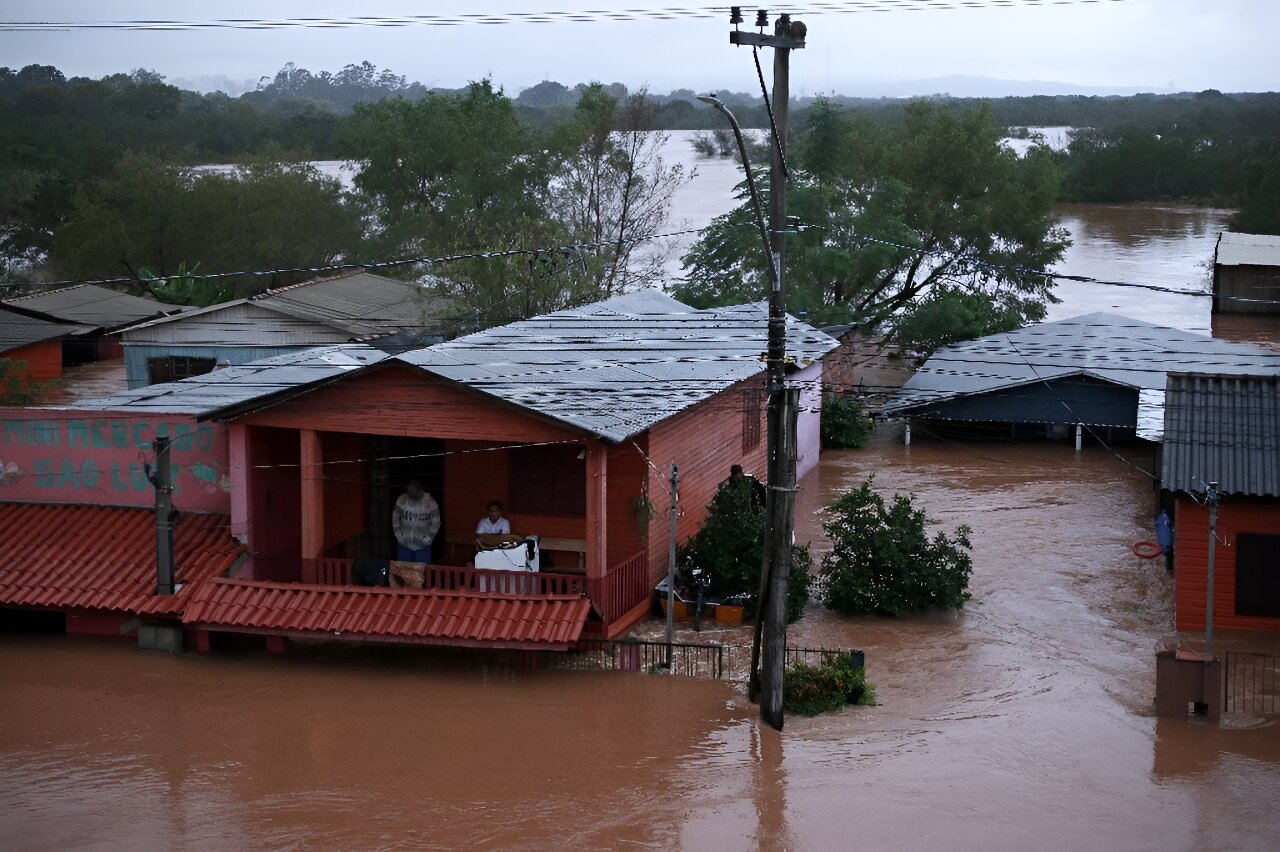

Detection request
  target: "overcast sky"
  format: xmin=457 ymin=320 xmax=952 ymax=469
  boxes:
xmin=2 ymin=0 xmax=1276 ymax=98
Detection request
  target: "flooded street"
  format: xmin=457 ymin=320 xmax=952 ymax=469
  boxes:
xmin=5 ymin=429 xmax=1279 ymax=850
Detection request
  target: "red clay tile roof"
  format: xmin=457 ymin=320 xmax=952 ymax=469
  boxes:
xmin=183 ymin=578 xmax=591 ymax=650
xmin=0 ymin=504 xmax=245 ymax=616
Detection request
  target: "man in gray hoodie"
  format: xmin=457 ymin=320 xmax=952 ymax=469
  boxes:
xmin=393 ymin=479 xmax=441 ymax=563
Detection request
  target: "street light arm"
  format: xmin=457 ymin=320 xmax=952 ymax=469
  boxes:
xmin=697 ymin=94 xmax=778 ymax=291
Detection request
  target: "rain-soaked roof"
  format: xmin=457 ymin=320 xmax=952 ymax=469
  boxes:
xmin=394 ymin=292 xmax=838 ymax=442
xmin=881 ymin=313 xmax=1280 ymax=440
xmin=1215 ymin=231 xmax=1280 ymax=268
xmin=74 ymin=344 xmax=388 ymax=415
xmin=73 ymin=292 xmax=839 ymax=441
xmin=1161 ymin=373 xmax=1280 ymax=497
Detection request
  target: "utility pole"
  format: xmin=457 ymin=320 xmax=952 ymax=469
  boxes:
xmin=727 ymin=7 xmax=806 ymax=731
xmin=665 ymin=462 xmax=679 ymax=669
xmin=1204 ymin=481 xmax=1219 ymax=655
xmin=150 ymin=435 xmax=176 ymax=596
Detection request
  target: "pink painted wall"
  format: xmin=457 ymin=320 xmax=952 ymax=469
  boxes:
xmin=0 ymin=408 xmax=230 ymax=512
xmin=792 ymin=361 xmax=824 ymax=482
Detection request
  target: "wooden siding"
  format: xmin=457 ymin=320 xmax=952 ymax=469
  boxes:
xmin=1214 ymin=265 xmax=1280 ymax=315
xmin=240 ymin=365 xmax=586 ymax=444
xmin=123 ymin=343 xmax=312 ymax=389
xmin=246 ymin=426 xmax=302 ymax=582
xmin=321 ymin=431 xmax=366 ymax=552
xmin=645 ymin=375 xmax=768 ymax=584
xmin=1174 ymin=498 xmax=1280 ymax=631
xmin=124 ymin=302 xmax=353 ymax=345
xmin=3 ymin=339 xmax=63 ymax=383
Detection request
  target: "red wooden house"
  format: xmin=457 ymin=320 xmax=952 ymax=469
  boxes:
xmin=81 ymin=292 xmax=836 ymax=650
xmin=1161 ymin=373 xmax=1280 ymax=632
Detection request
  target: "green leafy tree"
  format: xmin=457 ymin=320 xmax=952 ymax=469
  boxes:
xmin=676 ymin=99 xmax=1069 ymax=351
xmin=49 ymin=153 xmax=362 ymax=296
xmin=0 ymin=358 xmax=38 ymax=404
xmin=784 ymin=653 xmax=875 ymax=715
xmin=820 ymin=394 xmax=871 ymax=449
xmin=821 ymin=475 xmax=973 ymax=617
xmin=893 ymin=287 xmax=1025 ymax=357
xmin=678 ymin=479 xmax=811 ymax=623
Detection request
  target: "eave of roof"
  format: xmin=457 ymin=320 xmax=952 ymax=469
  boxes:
xmin=182 ymin=578 xmax=591 ymax=650
xmin=0 ymin=504 xmax=245 ymax=616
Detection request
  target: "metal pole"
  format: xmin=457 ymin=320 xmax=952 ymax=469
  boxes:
xmin=153 ymin=435 xmax=175 ymax=595
xmin=1205 ymin=481 xmax=1219 ymax=655
xmin=665 ymin=462 xmax=679 ymax=669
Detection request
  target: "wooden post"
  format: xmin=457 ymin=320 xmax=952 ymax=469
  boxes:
xmin=1205 ymin=482 xmax=1219 ymax=655
xmin=300 ymin=429 xmax=324 ymax=583
xmin=152 ymin=435 xmax=175 ymax=595
xmin=585 ymin=442 xmax=608 ymax=580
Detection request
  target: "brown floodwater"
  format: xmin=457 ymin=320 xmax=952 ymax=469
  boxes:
xmin=4 ymin=427 xmax=1279 ymax=850
xmin=4 ymin=201 xmax=1279 ymax=848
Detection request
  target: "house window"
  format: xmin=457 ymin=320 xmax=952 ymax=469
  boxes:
xmin=148 ymin=355 xmax=217 ymax=385
xmin=742 ymin=388 xmax=762 ymax=452
xmin=508 ymin=445 xmax=585 ymax=517
xmin=1235 ymin=533 xmax=1280 ymax=617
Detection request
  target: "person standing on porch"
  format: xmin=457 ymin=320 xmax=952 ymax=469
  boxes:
xmin=393 ymin=479 xmax=440 ymax=563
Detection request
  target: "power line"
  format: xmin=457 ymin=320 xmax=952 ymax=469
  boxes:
xmin=0 ymin=2 xmax=1136 ymax=32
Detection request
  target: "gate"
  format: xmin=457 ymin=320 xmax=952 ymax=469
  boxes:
xmin=1223 ymin=651 xmax=1280 ymax=717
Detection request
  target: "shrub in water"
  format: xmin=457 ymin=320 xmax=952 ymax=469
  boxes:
xmin=820 ymin=475 xmax=973 ymax=616
xmin=820 ymin=393 xmax=871 ymax=449
xmin=784 ymin=653 xmax=876 ymax=715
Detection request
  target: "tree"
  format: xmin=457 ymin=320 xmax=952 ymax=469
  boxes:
xmin=820 ymin=476 xmax=973 ymax=617
xmin=50 ymin=153 xmax=363 ymax=296
xmin=675 ymin=99 xmax=1070 ymax=352
xmin=678 ymin=478 xmax=811 ymax=623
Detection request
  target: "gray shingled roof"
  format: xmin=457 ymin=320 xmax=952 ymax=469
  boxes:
xmin=0 ymin=305 xmax=85 ymax=353
xmin=122 ymin=271 xmax=448 ymax=338
xmin=77 ymin=292 xmax=838 ymax=441
xmin=74 ymin=345 xmax=388 ymax=415
xmin=395 ymin=292 xmax=838 ymax=442
xmin=882 ymin=313 xmax=1280 ymax=438
xmin=1161 ymin=373 xmax=1280 ymax=497
xmin=2 ymin=284 xmax=187 ymax=331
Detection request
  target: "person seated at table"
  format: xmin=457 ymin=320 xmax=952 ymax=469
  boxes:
xmin=476 ymin=500 xmax=521 ymax=550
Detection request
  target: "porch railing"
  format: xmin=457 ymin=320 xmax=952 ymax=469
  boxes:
xmin=306 ymin=557 xmax=588 ymax=597
xmin=587 ymin=550 xmax=650 ymax=625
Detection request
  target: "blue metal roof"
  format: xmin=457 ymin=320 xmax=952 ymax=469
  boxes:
xmin=882 ymin=313 xmax=1280 ymax=438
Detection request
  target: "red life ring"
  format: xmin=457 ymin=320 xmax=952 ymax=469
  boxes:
xmin=1132 ymin=540 xmax=1162 ymax=559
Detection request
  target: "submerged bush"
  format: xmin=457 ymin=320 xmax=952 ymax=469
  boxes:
xmin=784 ymin=653 xmax=876 ymax=715
xmin=821 ymin=475 xmax=973 ymax=616
xmin=820 ymin=393 xmax=871 ymax=449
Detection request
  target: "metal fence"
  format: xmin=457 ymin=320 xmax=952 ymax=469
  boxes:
xmin=542 ymin=638 xmax=855 ymax=683
xmin=1224 ymin=651 xmax=1280 ymax=717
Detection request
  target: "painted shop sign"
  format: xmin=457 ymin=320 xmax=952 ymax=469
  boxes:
xmin=0 ymin=409 xmax=230 ymax=512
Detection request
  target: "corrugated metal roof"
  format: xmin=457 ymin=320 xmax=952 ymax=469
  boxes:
xmin=72 ymin=344 xmax=389 ymax=415
xmin=182 ymin=578 xmax=591 ymax=650
xmin=76 ymin=292 xmax=838 ymax=441
xmin=0 ymin=305 xmax=84 ymax=352
xmin=1215 ymin=232 xmax=1280 ymax=268
xmin=2 ymin=284 xmax=188 ymax=331
xmin=882 ymin=313 xmax=1280 ymax=434
xmin=1160 ymin=373 xmax=1280 ymax=497
xmin=396 ymin=292 xmax=838 ymax=442
xmin=123 ymin=271 xmax=449 ymax=339
xmin=0 ymin=504 xmax=245 ymax=616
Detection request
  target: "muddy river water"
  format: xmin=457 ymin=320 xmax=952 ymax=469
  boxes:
xmin=4 ymin=429 xmax=1279 ymax=850
xmin=4 ymin=153 xmax=1280 ymax=849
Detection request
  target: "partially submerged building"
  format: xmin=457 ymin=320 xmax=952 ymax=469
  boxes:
xmin=3 ymin=292 xmax=836 ymax=651
xmin=1160 ymin=372 xmax=1280 ymax=632
xmin=118 ymin=270 xmax=451 ymax=388
xmin=1213 ymin=232 xmax=1280 ymax=315
xmin=881 ymin=313 xmax=1280 ymax=443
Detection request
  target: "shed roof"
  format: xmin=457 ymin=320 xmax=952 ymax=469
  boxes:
xmin=182 ymin=578 xmax=591 ymax=650
xmin=77 ymin=292 xmax=838 ymax=441
xmin=1160 ymin=373 xmax=1280 ymax=497
xmin=394 ymin=291 xmax=838 ymax=442
xmin=73 ymin=343 xmax=388 ymax=415
xmin=1215 ymin=232 xmax=1280 ymax=268
xmin=0 ymin=504 xmax=245 ymax=616
xmin=0 ymin=305 xmax=85 ymax=352
xmin=882 ymin=313 xmax=1280 ymax=438
xmin=122 ymin=270 xmax=449 ymax=339
xmin=2 ymin=284 xmax=188 ymax=331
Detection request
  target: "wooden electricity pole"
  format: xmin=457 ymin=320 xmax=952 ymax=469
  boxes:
xmin=731 ymin=9 xmax=806 ymax=731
